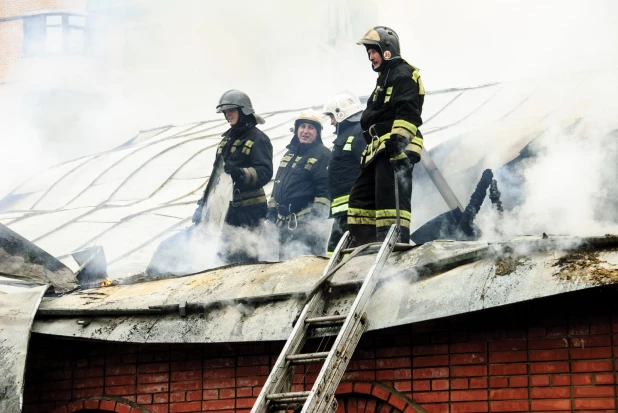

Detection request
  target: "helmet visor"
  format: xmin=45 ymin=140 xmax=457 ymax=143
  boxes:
xmin=216 ymin=104 xmax=242 ymax=113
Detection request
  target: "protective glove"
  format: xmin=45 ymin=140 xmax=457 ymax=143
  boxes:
xmin=192 ymin=199 xmax=204 ymax=223
xmin=266 ymin=207 xmax=278 ymax=224
xmin=311 ymin=202 xmax=331 ymax=220
xmin=384 ymin=133 xmax=407 ymax=158
xmin=223 ymin=163 xmax=244 ymax=182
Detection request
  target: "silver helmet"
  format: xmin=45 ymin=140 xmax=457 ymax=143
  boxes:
xmin=216 ymin=89 xmax=265 ymax=124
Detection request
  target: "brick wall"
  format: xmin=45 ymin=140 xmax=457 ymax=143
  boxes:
xmin=23 ymin=288 xmax=618 ymax=413
xmin=0 ymin=18 xmax=22 ymax=81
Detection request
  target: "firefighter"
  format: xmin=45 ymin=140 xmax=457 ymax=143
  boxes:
xmin=266 ymin=111 xmax=331 ymax=259
xmin=348 ymin=26 xmax=425 ymax=246
xmin=192 ymin=89 xmax=273 ymax=263
xmin=322 ymin=91 xmax=366 ymax=256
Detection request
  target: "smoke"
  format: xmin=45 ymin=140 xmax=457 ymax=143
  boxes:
xmin=474 ymin=122 xmax=618 ymax=241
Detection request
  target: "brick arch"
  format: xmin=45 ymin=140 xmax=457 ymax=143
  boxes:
xmin=336 ymin=382 xmax=426 ymax=413
xmin=51 ymin=397 xmax=151 ymax=413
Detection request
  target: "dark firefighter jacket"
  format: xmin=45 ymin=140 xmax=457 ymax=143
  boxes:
xmin=217 ymin=123 xmax=273 ymax=207
xmin=360 ymin=59 xmax=425 ymax=166
xmin=328 ymin=119 xmax=365 ymax=217
xmin=268 ymin=135 xmax=331 ymax=220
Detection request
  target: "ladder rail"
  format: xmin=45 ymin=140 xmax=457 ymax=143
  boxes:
xmin=301 ymin=225 xmax=400 ymax=413
xmin=250 ymin=231 xmax=352 ymax=413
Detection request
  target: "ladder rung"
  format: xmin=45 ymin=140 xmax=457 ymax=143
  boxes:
xmin=305 ymin=315 xmax=346 ymax=324
xmin=266 ymin=391 xmax=310 ymax=402
xmin=286 ymin=352 xmax=329 ymax=363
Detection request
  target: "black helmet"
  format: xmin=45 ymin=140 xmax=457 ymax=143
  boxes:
xmin=357 ymin=26 xmax=401 ymax=61
xmin=216 ymin=89 xmax=265 ymax=124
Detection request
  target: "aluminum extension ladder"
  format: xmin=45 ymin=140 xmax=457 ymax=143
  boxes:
xmin=251 ymin=224 xmax=400 ymax=413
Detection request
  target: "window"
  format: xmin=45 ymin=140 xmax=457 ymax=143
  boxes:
xmin=23 ymin=13 xmax=101 ymax=57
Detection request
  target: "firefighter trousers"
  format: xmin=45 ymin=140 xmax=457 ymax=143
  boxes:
xmin=347 ymin=154 xmax=412 ymax=247
xmin=220 ymin=203 xmax=267 ymax=264
xmin=327 ymin=215 xmax=348 ymax=256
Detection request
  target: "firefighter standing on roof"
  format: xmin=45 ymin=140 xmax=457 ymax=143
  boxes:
xmin=192 ymin=89 xmax=273 ymax=263
xmin=347 ymin=26 xmax=425 ymax=246
xmin=266 ymin=111 xmax=331 ymax=259
xmin=322 ymin=91 xmax=366 ymax=256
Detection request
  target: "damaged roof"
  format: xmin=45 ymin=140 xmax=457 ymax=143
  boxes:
xmin=4 ymin=69 xmax=618 ymax=280
xmin=33 ymin=235 xmax=618 ymax=343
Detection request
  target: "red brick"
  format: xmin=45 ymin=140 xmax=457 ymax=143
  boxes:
xmin=236 ymin=387 xmax=253 ymax=397
xmin=376 ymin=369 xmax=411 ymax=380
xmin=571 ymin=348 xmax=613 ymax=359
xmin=137 ymin=383 xmax=170 ymax=393
xmin=530 ymin=399 xmax=571 ymax=410
xmin=508 ymin=376 xmax=527 ymax=387
xmin=489 ymin=364 xmax=527 ymax=375
xmin=107 ymin=365 xmax=137 ymax=376
xmin=573 ymin=386 xmax=615 ymax=397
xmin=573 ymin=398 xmax=616 ymax=410
xmin=529 ymin=361 xmax=569 ymax=374
xmin=529 ymin=349 xmax=569 ymax=361
xmin=451 ymin=353 xmax=487 ymax=365
xmin=412 ymin=355 xmax=448 ymax=367
xmin=591 ymin=322 xmax=611 ymax=335
xmin=203 ymin=378 xmax=235 ymax=389
xmin=528 ymin=338 xmax=569 ymax=349
xmin=451 ymin=390 xmax=487 ymax=401
xmin=572 ymin=361 xmax=613 ymax=373
xmin=237 ymin=355 xmax=268 ymax=366
xmin=154 ymin=393 xmax=170 ymax=403
xmin=138 ymin=363 xmax=169 ymax=374
xmin=371 ymin=385 xmax=390 ymax=401
xmin=100 ymin=400 xmax=117 ymax=411
xmin=450 ymin=343 xmax=487 ymax=353
xmin=451 ymin=365 xmax=487 ymax=377
xmin=594 ymin=373 xmax=615 ymax=384
xmin=528 ymin=327 xmax=547 ymax=337
xmin=412 ymin=344 xmax=448 ymax=356
xmin=377 ymin=346 xmax=411 ymax=357
xmin=376 ymin=357 xmax=412 ymax=369
xmin=571 ymin=336 xmax=611 ymax=348
xmin=169 ymin=401 xmax=201 ymax=412
xmin=203 ymin=389 xmax=218 ymax=400
xmin=414 ymin=391 xmax=449 ymax=403
xmin=67 ymin=400 xmax=83 ymax=413
xmin=412 ymin=367 xmax=448 ymax=379
xmin=450 ymin=401 xmax=488 ymax=412
xmin=236 ymin=366 xmax=268 ymax=376
xmin=552 ymin=375 xmax=571 ymax=386
xmin=394 ymin=381 xmax=411 ymax=392
xmin=469 ymin=378 xmax=488 ymax=389
xmin=573 ymin=374 xmax=594 ymax=386
xmin=490 ymin=401 xmax=529 ymax=412
xmin=489 ymin=388 xmax=528 ymax=400
xmin=388 ymin=394 xmax=408 ymax=411
xmin=203 ymin=358 xmax=234 ymax=368
xmin=531 ymin=387 xmax=571 ymax=398
xmin=413 ymin=380 xmax=430 ymax=391
xmin=145 ymin=405 xmax=169 ymax=413
xmin=236 ymin=397 xmax=256 ymax=408
xmin=530 ymin=375 xmax=550 ymax=386
xmin=488 ymin=340 xmax=526 ymax=351
xmin=451 ymin=378 xmax=469 ymax=389
xmin=105 ymin=385 xmax=136 ymax=396
xmin=570 ymin=324 xmax=590 ymax=336
xmin=489 ymin=377 xmax=508 ymax=388
xmin=203 ymin=368 xmax=235 ymax=379
xmin=115 ymin=404 xmax=131 ymax=413
xmin=489 ymin=351 xmax=527 ymax=363
xmin=137 ymin=394 xmax=153 ymax=404
xmin=432 ymin=379 xmax=449 ymax=390
xmin=84 ymin=400 xmax=100 ymax=409
xmin=138 ymin=373 xmax=169 ymax=384
xmin=105 ymin=375 xmax=135 ymax=386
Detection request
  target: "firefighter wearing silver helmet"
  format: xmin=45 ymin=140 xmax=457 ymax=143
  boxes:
xmin=347 ymin=26 xmax=425 ymax=246
xmin=322 ymin=91 xmax=366 ymax=256
xmin=192 ymin=89 xmax=273 ymax=264
xmin=266 ymin=111 xmax=331 ymax=259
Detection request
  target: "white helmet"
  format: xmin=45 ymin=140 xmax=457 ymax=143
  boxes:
xmin=322 ymin=91 xmax=364 ymax=123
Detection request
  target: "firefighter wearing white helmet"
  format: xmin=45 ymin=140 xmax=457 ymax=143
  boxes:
xmin=322 ymin=91 xmax=366 ymax=256
xmin=347 ymin=26 xmax=425 ymax=246
xmin=191 ymin=89 xmax=273 ymax=264
xmin=266 ymin=110 xmax=331 ymax=259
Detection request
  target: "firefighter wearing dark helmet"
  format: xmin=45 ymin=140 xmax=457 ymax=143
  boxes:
xmin=266 ymin=111 xmax=331 ymax=259
xmin=347 ymin=26 xmax=425 ymax=246
xmin=192 ymin=89 xmax=273 ymax=263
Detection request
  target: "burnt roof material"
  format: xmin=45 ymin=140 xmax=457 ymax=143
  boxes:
xmin=32 ymin=235 xmax=618 ymax=343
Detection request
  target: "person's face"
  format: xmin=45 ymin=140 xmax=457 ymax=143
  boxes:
xmin=328 ymin=114 xmax=336 ymax=126
xmin=297 ymin=122 xmax=318 ymax=144
xmin=223 ymin=108 xmax=239 ymax=126
xmin=368 ymin=48 xmax=383 ymax=70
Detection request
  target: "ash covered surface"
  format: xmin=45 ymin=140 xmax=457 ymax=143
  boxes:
xmin=552 ymin=249 xmax=618 ymax=285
